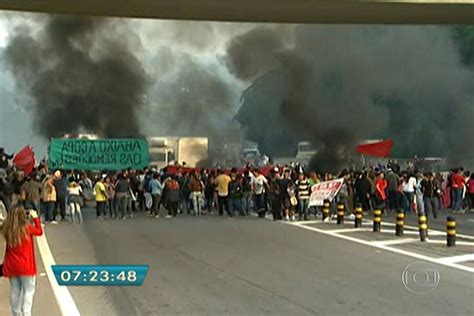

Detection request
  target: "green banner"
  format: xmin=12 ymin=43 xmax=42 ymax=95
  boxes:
xmin=48 ymin=138 xmax=149 ymax=170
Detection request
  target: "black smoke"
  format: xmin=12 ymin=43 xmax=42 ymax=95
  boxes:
xmin=231 ymin=25 xmax=474 ymax=172
xmin=3 ymin=15 xmax=148 ymax=138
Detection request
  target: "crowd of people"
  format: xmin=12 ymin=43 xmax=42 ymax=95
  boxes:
xmin=1 ymin=147 xmax=474 ymax=226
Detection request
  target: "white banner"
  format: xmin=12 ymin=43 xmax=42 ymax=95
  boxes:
xmin=309 ymin=178 xmax=344 ymax=207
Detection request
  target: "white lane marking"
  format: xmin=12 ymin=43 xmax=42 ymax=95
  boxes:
xmin=372 ymin=238 xmax=418 ymax=246
xmin=425 ymin=240 xmax=474 ymax=246
xmin=329 ymin=228 xmax=372 ymax=234
xmin=318 ymin=218 xmax=474 ymax=240
xmin=37 ymin=232 xmax=80 ymax=316
xmin=287 ymin=221 xmax=474 ymax=273
xmin=435 ymin=254 xmax=474 ymax=264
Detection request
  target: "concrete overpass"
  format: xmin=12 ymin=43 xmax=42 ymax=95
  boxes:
xmin=0 ymin=0 xmax=472 ymax=24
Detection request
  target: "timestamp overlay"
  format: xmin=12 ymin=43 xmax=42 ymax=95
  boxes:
xmin=51 ymin=265 xmax=149 ymax=286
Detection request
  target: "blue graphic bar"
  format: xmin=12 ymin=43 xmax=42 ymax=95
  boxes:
xmin=51 ymin=265 xmax=149 ymax=286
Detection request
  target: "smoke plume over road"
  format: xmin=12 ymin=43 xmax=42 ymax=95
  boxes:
xmin=4 ymin=16 xmax=148 ymax=138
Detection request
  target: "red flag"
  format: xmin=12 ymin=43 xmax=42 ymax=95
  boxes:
xmin=13 ymin=146 xmax=36 ymax=175
xmin=355 ymin=139 xmax=393 ymax=158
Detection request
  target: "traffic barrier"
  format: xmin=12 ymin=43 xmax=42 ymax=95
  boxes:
xmin=354 ymin=203 xmax=363 ymax=228
xmin=373 ymin=209 xmax=382 ymax=232
xmin=395 ymin=209 xmax=404 ymax=237
xmin=322 ymin=199 xmax=330 ymax=222
xmin=447 ymin=216 xmax=456 ymax=247
xmin=337 ymin=203 xmax=345 ymax=225
xmin=418 ymin=213 xmax=428 ymax=242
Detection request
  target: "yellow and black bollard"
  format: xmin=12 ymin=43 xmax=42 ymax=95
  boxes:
xmin=418 ymin=213 xmax=428 ymax=242
xmin=373 ymin=209 xmax=382 ymax=232
xmin=395 ymin=209 xmax=404 ymax=237
xmin=322 ymin=199 xmax=330 ymax=222
xmin=354 ymin=203 xmax=363 ymax=228
xmin=337 ymin=203 xmax=345 ymax=225
xmin=447 ymin=216 xmax=456 ymax=247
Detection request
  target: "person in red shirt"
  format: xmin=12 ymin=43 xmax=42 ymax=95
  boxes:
xmin=374 ymin=172 xmax=388 ymax=211
xmin=1 ymin=204 xmax=43 ymax=316
xmin=452 ymin=169 xmax=466 ymax=212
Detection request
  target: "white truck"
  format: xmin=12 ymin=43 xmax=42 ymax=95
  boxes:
xmin=148 ymin=137 xmax=208 ymax=170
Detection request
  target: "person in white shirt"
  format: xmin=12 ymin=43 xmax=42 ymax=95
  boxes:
xmin=67 ymin=181 xmax=83 ymax=224
xmin=251 ymin=169 xmax=268 ymax=218
xmin=402 ymin=173 xmax=417 ymax=214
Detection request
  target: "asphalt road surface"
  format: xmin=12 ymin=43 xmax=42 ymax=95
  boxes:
xmin=15 ymin=208 xmax=474 ymax=315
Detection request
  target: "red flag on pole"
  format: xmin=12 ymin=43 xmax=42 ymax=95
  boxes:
xmin=13 ymin=146 xmax=36 ymax=175
xmin=355 ymin=139 xmax=393 ymax=158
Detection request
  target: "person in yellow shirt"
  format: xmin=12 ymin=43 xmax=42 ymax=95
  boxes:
xmin=94 ymin=177 xmax=107 ymax=219
xmin=215 ymin=170 xmax=232 ymax=217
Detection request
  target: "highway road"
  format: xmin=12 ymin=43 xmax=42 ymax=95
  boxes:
xmin=2 ymin=208 xmax=474 ymax=315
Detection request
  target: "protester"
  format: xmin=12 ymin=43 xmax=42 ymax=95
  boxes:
xmin=252 ymin=169 xmax=268 ymax=218
xmin=0 ymin=148 xmax=13 ymax=170
xmin=385 ymin=168 xmax=400 ymax=211
xmin=1 ymin=204 xmax=43 ymax=316
xmin=53 ymin=170 xmax=68 ymax=222
xmin=421 ymin=173 xmax=438 ymax=219
xmin=467 ymin=173 xmax=474 ymax=211
xmin=267 ymin=171 xmax=282 ymax=220
xmin=42 ymin=175 xmax=57 ymax=224
xmin=228 ymin=172 xmax=243 ymax=217
xmin=241 ymin=170 xmax=253 ymax=215
xmin=402 ymin=173 xmax=417 ymax=214
xmin=149 ymin=173 xmax=163 ymax=218
xmin=452 ymin=168 xmax=466 ymax=213
xmin=94 ymin=176 xmax=107 ymax=219
xmin=215 ymin=170 xmax=232 ymax=217
xmin=295 ymin=172 xmax=310 ymax=221
xmin=165 ymin=176 xmax=180 ymax=217
xmin=20 ymin=174 xmax=42 ymax=213
xmin=104 ymin=176 xmax=116 ymax=219
xmin=188 ymin=172 xmax=204 ymax=216
xmin=67 ymin=181 xmax=83 ymax=224
xmin=374 ymin=171 xmax=388 ymax=211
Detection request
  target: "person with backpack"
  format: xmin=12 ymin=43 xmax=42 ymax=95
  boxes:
xmin=188 ymin=172 xmax=204 ymax=216
xmin=165 ymin=177 xmax=180 ymax=217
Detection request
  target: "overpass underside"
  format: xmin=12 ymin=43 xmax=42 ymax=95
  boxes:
xmin=0 ymin=0 xmax=472 ymax=24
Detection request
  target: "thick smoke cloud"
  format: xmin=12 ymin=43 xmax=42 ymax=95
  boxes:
xmin=3 ymin=16 xmax=148 ymax=138
xmin=232 ymin=25 xmax=474 ymax=172
xmin=225 ymin=27 xmax=288 ymax=81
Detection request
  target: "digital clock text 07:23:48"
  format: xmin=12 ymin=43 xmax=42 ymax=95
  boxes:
xmin=51 ymin=265 xmax=149 ymax=286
